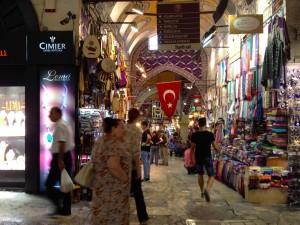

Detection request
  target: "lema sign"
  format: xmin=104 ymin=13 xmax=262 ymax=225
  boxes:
xmin=0 ymin=33 xmax=26 ymax=65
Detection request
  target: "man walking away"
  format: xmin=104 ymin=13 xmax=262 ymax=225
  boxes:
xmin=190 ymin=117 xmax=221 ymax=202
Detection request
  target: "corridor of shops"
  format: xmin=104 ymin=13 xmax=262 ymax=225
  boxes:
xmin=0 ymin=156 xmax=299 ymax=225
xmin=1 ymin=0 xmax=300 ymax=225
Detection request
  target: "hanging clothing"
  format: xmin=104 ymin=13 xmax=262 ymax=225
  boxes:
xmin=268 ymin=16 xmax=291 ymax=61
xmin=261 ymin=38 xmax=284 ymax=88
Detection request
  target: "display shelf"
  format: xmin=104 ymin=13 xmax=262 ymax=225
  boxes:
xmin=244 ymin=187 xmax=288 ymax=204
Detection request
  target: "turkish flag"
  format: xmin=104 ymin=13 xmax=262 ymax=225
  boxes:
xmin=156 ymin=81 xmax=181 ymax=121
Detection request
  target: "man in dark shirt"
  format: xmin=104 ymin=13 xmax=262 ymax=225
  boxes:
xmin=141 ymin=121 xmax=152 ymax=182
xmin=190 ymin=117 xmax=221 ymax=202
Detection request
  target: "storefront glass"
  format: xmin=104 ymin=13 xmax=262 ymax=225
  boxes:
xmin=0 ymin=87 xmax=25 ymax=170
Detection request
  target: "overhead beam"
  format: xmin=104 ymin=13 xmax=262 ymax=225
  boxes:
xmin=125 ymin=11 xmax=216 ymax=16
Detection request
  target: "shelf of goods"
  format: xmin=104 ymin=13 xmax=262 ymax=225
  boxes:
xmin=244 ymin=166 xmax=288 ymax=204
xmin=215 ymin=137 xmax=288 ymax=203
xmin=78 ymin=108 xmax=109 ymax=155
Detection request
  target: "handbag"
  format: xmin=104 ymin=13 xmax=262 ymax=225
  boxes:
xmin=60 ymin=169 xmax=75 ymax=193
xmin=74 ymin=160 xmax=94 ymax=188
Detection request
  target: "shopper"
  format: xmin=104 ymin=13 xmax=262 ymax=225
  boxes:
xmin=169 ymin=138 xmax=179 ymax=157
xmin=159 ymin=131 xmax=169 ymax=166
xmin=91 ymin=118 xmax=131 ymax=225
xmin=150 ymin=131 xmax=162 ymax=166
xmin=46 ymin=107 xmax=75 ymax=216
xmin=125 ymin=108 xmax=149 ymax=224
xmin=183 ymin=142 xmax=196 ymax=174
xmin=190 ymin=117 xmax=221 ymax=202
xmin=141 ymin=121 xmax=151 ymax=182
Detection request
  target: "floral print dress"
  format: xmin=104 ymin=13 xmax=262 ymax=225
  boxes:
xmin=91 ymin=137 xmax=131 ymax=225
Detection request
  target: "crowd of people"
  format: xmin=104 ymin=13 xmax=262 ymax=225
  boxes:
xmin=45 ymin=106 xmax=221 ymax=225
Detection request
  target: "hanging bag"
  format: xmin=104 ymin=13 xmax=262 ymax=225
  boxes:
xmin=60 ymin=169 xmax=75 ymax=193
xmin=74 ymin=160 xmax=95 ymax=188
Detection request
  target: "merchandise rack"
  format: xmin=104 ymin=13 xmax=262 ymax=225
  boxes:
xmin=286 ymin=64 xmax=300 ymax=206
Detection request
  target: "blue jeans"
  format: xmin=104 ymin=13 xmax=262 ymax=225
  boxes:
xmin=141 ymin=150 xmax=150 ymax=180
xmin=150 ymin=146 xmax=159 ymax=165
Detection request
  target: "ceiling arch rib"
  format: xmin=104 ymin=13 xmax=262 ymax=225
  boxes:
xmin=110 ymin=2 xmax=130 ymax=22
xmin=128 ymin=28 xmax=154 ymax=55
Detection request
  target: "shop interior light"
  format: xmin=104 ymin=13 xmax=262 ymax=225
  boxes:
xmin=184 ymin=83 xmax=193 ymax=90
xmin=142 ymin=73 xmax=147 ymax=78
xmin=132 ymin=3 xmax=144 ymax=15
xmin=202 ymin=25 xmax=216 ymax=47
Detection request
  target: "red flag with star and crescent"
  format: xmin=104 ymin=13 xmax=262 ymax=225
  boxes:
xmin=156 ymin=81 xmax=181 ymax=121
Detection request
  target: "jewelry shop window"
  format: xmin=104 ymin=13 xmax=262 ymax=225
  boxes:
xmin=0 ymin=87 xmax=25 ymax=170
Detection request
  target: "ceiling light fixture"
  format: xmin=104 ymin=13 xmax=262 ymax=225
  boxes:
xmin=131 ymin=22 xmax=138 ymax=32
xmin=132 ymin=3 xmax=144 ymax=15
xmin=202 ymin=25 xmax=216 ymax=47
xmin=142 ymin=73 xmax=147 ymax=78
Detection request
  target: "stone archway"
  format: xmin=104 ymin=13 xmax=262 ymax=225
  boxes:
xmin=132 ymin=64 xmax=206 ymax=102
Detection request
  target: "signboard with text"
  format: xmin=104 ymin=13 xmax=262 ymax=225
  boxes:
xmin=27 ymin=31 xmax=75 ymax=65
xmin=272 ymin=0 xmax=283 ymax=15
xmin=157 ymin=1 xmax=200 ymax=51
xmin=0 ymin=33 xmax=26 ymax=65
xmin=229 ymin=15 xmax=263 ymax=34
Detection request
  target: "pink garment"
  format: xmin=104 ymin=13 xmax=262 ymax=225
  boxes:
xmin=184 ymin=148 xmax=195 ymax=167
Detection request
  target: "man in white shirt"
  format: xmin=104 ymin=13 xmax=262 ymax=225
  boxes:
xmin=46 ymin=107 xmax=74 ymax=216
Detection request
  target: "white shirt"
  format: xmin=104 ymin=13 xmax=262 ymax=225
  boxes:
xmin=51 ymin=119 xmax=75 ymax=154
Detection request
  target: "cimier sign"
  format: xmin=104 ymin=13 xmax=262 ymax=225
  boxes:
xmin=27 ymin=31 xmax=75 ymax=65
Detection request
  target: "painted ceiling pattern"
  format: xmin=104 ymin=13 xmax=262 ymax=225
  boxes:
xmin=137 ymin=49 xmax=202 ymax=79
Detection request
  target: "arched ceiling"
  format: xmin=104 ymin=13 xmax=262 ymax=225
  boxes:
xmin=91 ymin=0 xmax=239 ymax=56
xmin=84 ymin=0 xmax=255 ymax=115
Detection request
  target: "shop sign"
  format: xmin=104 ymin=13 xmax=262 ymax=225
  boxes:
xmin=229 ymin=15 xmax=263 ymax=34
xmin=193 ymin=95 xmax=201 ymax=106
xmin=0 ymin=33 xmax=26 ymax=65
xmin=27 ymin=31 xmax=75 ymax=65
xmin=272 ymin=0 xmax=283 ymax=15
xmin=152 ymin=101 xmax=164 ymax=119
xmin=157 ymin=1 xmax=200 ymax=51
xmin=39 ymin=66 xmax=76 ymax=192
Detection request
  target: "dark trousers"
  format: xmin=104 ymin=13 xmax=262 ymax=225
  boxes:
xmin=46 ymin=151 xmax=72 ymax=213
xmin=131 ymin=169 xmax=149 ymax=223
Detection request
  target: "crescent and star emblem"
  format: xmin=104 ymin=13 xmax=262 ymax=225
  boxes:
xmin=163 ymin=90 xmax=176 ymax=108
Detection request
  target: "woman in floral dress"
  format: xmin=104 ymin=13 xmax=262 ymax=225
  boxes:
xmin=91 ymin=118 xmax=131 ymax=225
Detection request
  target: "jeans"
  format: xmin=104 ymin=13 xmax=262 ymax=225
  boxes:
xmin=150 ymin=146 xmax=159 ymax=165
xmin=141 ymin=150 xmax=150 ymax=180
xmin=131 ymin=170 xmax=149 ymax=222
xmin=46 ymin=151 xmax=72 ymax=213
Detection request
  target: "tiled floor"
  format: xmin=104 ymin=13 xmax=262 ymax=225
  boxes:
xmin=0 ymin=156 xmax=300 ymax=225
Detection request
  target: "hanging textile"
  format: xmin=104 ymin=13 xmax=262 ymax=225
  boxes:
xmin=261 ymin=37 xmax=284 ymax=88
xmin=268 ymin=16 xmax=291 ymax=61
xmin=255 ymin=93 xmax=263 ymax=121
xmin=245 ymin=72 xmax=252 ymax=100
